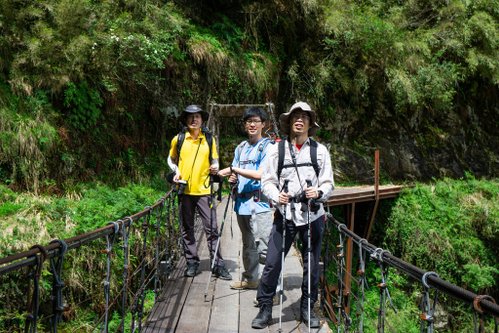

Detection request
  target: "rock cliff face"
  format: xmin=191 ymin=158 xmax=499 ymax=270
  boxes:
xmin=218 ymin=97 xmax=498 ymax=183
xmin=321 ymin=93 xmax=498 ymax=182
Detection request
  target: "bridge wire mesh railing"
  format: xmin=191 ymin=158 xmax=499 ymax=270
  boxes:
xmin=0 ymin=188 xmax=182 ymax=332
xmin=322 ymin=213 xmax=499 ymax=333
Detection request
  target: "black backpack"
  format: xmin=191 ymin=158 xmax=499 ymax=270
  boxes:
xmin=277 ymin=138 xmax=320 ymax=180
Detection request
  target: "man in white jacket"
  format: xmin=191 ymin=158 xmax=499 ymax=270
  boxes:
xmin=251 ymin=101 xmax=334 ymax=329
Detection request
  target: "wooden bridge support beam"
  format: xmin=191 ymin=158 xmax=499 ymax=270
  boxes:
xmin=366 ymin=149 xmax=380 ymax=240
xmin=344 ymin=202 xmax=355 ymax=315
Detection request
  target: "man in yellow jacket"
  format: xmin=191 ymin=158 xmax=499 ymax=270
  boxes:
xmin=168 ymin=105 xmax=232 ymax=280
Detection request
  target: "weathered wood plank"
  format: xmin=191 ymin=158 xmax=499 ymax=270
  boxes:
xmin=207 ymin=201 xmax=240 ymax=333
xmin=174 ymin=269 xmax=214 ymax=332
xmin=273 ymin=246 xmax=305 ymax=332
xmin=174 ymin=220 xmax=214 ymax=333
xmin=144 ymin=196 xmax=332 ymax=333
xmin=143 ymin=213 xmax=206 ymax=333
xmin=142 ymin=255 xmax=191 ymax=332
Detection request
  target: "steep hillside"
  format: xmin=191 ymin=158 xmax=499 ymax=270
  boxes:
xmin=0 ymin=0 xmax=497 ymax=192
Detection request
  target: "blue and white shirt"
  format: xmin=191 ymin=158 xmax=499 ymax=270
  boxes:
xmin=232 ymin=138 xmax=273 ymax=215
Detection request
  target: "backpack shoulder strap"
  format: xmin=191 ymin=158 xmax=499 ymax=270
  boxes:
xmin=277 ymin=138 xmax=320 ymax=179
xmin=236 ymin=141 xmax=247 ymax=154
xmin=257 ymin=137 xmax=271 ymax=155
xmin=176 ymin=128 xmax=186 ymax=159
xmin=309 ymin=138 xmax=320 ymax=177
xmin=176 ymin=127 xmax=214 ymax=163
xmin=234 ymin=141 xmax=247 ymax=166
xmin=277 ymin=139 xmax=286 ymax=180
xmin=205 ymin=130 xmax=213 ymax=163
xmin=255 ymin=138 xmax=271 ymax=169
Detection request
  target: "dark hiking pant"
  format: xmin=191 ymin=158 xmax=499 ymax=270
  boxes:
xmin=180 ymin=194 xmax=224 ymax=266
xmin=256 ymin=211 xmax=324 ymax=306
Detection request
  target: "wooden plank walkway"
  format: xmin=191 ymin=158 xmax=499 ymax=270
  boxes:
xmin=144 ymin=196 xmax=332 ymax=333
xmin=326 ymin=184 xmax=403 ymax=206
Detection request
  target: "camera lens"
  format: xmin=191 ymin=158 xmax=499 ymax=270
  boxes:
xmin=177 ymin=180 xmax=187 ymax=195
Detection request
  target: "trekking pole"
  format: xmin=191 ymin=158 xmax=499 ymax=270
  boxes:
xmin=278 ymin=179 xmax=290 ymax=333
xmin=306 ymin=179 xmax=313 ymax=333
xmin=209 ymin=175 xmax=215 ymax=272
xmin=204 ymin=182 xmax=233 ymax=301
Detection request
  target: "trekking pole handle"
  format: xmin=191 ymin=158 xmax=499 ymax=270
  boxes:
xmin=306 ymin=179 xmax=313 ymax=208
xmin=283 ymin=179 xmax=290 ymax=193
xmin=229 ymin=180 xmax=237 ymax=193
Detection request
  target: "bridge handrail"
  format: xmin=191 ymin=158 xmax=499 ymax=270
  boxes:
xmin=326 ymin=213 xmax=499 ymax=318
xmin=0 ymin=190 xmax=173 ymax=275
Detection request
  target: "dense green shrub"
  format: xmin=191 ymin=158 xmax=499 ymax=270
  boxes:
xmin=0 ymin=87 xmax=59 ymax=193
xmin=365 ymin=175 xmax=499 ymax=331
xmin=326 ymin=176 xmax=497 ymax=332
xmin=383 ymin=175 xmax=498 ymax=292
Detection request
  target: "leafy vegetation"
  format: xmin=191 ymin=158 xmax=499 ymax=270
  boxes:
xmin=0 ymin=0 xmax=280 ymax=192
xmin=381 ymin=174 xmax=498 ymax=292
xmin=323 ymin=176 xmax=497 ymax=332
xmin=0 ymin=0 xmax=497 ymax=190
xmin=0 ymin=182 xmax=164 ymax=257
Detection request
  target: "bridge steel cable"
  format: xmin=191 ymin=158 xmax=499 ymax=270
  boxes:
xmin=0 ymin=189 xmax=177 ymax=333
xmin=153 ymin=199 xmax=165 ymax=300
xmin=118 ymin=216 xmax=132 ymax=332
xmin=326 ymin=213 xmax=499 ymax=320
xmin=102 ymin=221 xmax=120 ymax=333
xmin=48 ymin=239 xmax=68 ymax=333
xmin=134 ymin=207 xmax=152 ymax=332
xmin=24 ymin=244 xmax=48 ymax=333
xmin=0 ymin=190 xmax=174 ymax=275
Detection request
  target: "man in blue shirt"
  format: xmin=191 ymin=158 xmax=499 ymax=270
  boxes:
xmin=218 ymin=107 xmax=273 ymax=290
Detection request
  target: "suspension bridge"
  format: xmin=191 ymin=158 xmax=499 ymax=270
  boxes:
xmin=0 ymin=181 xmax=497 ymax=332
xmin=0 ymin=103 xmax=497 ymax=332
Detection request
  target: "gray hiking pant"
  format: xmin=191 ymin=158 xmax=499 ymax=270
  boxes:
xmin=237 ymin=210 xmax=273 ymax=282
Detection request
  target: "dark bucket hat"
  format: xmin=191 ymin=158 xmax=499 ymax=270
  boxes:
xmin=180 ymin=105 xmax=209 ymax=124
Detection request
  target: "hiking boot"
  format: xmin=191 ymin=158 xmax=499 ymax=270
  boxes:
xmin=251 ymin=304 xmax=272 ymax=329
xmin=230 ymin=279 xmax=258 ymax=290
xmin=212 ymin=265 xmax=232 ymax=280
xmin=300 ymin=306 xmax=320 ymax=328
xmin=184 ymin=262 xmax=199 ymax=277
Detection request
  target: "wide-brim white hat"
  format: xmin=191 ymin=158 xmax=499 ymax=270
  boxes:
xmin=279 ymin=101 xmax=320 ymax=136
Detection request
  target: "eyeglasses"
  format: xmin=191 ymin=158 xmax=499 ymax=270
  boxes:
xmin=244 ymin=119 xmax=263 ymax=125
